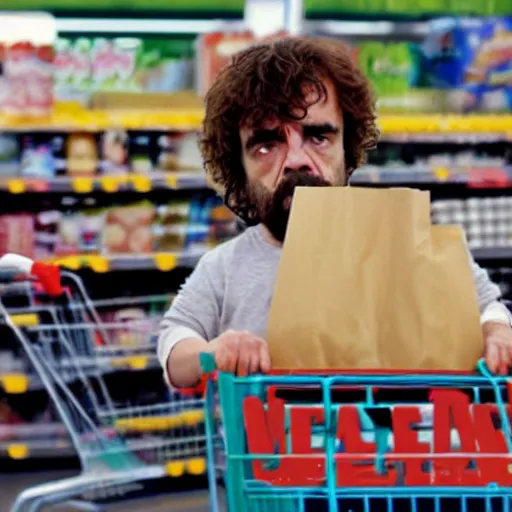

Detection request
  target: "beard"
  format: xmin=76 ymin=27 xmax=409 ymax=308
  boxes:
xmin=248 ymin=172 xmax=334 ymax=243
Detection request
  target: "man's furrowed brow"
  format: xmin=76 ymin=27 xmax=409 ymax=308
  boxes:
xmin=302 ymin=123 xmax=340 ymax=136
xmin=244 ymin=128 xmax=283 ymax=151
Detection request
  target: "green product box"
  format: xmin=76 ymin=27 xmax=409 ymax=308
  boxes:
xmin=356 ymin=40 xmax=446 ymax=114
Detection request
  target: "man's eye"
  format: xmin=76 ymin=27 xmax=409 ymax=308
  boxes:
xmin=256 ymin=144 xmax=274 ymax=155
xmin=311 ymin=135 xmax=328 ymax=145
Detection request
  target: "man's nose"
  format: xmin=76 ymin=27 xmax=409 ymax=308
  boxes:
xmin=282 ymin=130 xmax=314 ymax=173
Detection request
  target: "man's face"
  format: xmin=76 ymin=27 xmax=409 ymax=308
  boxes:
xmin=239 ymin=79 xmax=346 ymax=242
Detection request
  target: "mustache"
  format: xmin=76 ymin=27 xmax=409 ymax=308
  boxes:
xmin=272 ymin=172 xmax=331 ymax=208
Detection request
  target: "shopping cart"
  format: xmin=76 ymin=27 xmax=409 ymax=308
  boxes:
xmin=0 ymin=254 xmax=207 ymax=512
xmin=198 ymin=352 xmax=512 ymax=512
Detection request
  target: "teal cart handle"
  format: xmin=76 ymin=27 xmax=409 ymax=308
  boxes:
xmin=200 ymin=352 xmax=217 ymax=374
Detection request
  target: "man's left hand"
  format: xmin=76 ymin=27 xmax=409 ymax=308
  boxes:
xmin=483 ymin=321 xmax=512 ymax=375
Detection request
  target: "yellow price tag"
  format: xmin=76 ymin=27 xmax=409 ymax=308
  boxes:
xmin=7 ymin=179 xmax=26 ymax=194
xmin=434 ymin=167 xmax=450 ymax=182
xmin=72 ymin=177 xmax=94 ymax=194
xmin=54 ymin=256 xmax=81 ymax=270
xmin=131 ymin=175 xmax=152 ymax=193
xmin=100 ymin=176 xmax=121 ymax=193
xmin=128 ymin=356 xmax=148 ymax=370
xmin=165 ymin=175 xmax=178 ymax=189
xmin=111 ymin=355 xmax=148 ymax=370
xmin=7 ymin=444 xmax=29 ymax=460
xmin=166 ymin=461 xmax=185 ymax=478
xmin=11 ymin=314 xmax=39 ymax=327
xmin=86 ymin=255 xmax=109 ymax=273
xmin=0 ymin=373 xmax=29 ymax=394
xmin=186 ymin=458 xmax=206 ymax=475
xmin=154 ymin=254 xmax=178 ymax=272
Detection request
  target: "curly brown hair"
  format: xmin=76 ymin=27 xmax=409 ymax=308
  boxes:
xmin=200 ymin=35 xmax=379 ymax=225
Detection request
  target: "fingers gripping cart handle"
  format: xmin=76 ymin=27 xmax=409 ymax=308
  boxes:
xmin=0 ymin=253 xmax=63 ymax=297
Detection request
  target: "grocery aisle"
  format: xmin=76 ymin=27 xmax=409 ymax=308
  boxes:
xmin=1 ymin=470 xmax=217 ymax=511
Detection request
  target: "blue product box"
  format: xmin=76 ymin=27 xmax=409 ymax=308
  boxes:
xmin=421 ymin=17 xmax=512 ymax=113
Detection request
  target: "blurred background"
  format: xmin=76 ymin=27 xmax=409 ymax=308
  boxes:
xmin=0 ymin=0 xmax=511 ymax=511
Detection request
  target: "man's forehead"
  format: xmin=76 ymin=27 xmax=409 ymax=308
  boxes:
xmin=240 ymin=113 xmax=341 ymax=138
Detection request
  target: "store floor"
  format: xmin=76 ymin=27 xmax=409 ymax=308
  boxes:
xmin=0 ymin=470 xmax=222 ymax=512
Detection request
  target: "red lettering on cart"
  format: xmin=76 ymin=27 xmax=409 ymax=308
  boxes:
xmin=432 ymin=390 xmax=482 ymax=486
xmin=290 ymin=407 xmax=326 ymax=484
xmin=242 ymin=388 xmax=512 ymax=488
xmin=392 ymin=407 xmax=430 ymax=486
xmin=336 ymin=406 xmax=395 ymax=486
xmin=242 ymin=395 xmax=293 ymax=483
xmin=473 ymin=404 xmax=512 ymax=485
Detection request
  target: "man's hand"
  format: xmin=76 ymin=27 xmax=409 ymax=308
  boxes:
xmin=209 ymin=330 xmax=271 ymax=376
xmin=483 ymin=321 xmax=512 ymax=375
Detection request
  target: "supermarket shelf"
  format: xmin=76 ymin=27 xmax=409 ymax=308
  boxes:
xmin=2 ymin=167 xmax=511 ymax=196
xmin=471 ymin=248 xmax=512 ymax=262
xmin=0 ymin=438 xmax=75 ymax=459
xmin=1 ymin=104 xmax=512 ymax=137
xmin=0 ymin=435 xmax=207 ymax=474
xmin=0 ymin=105 xmax=204 ymax=132
xmin=0 ymin=172 xmax=210 ymax=195
xmin=352 ymin=166 xmax=512 ymax=187
xmin=47 ymin=249 xmax=206 ymax=273
xmin=377 ymin=115 xmax=512 ymax=141
xmin=0 ymin=354 xmax=161 ymax=394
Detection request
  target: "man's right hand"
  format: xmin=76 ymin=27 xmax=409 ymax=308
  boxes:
xmin=208 ymin=330 xmax=271 ymax=376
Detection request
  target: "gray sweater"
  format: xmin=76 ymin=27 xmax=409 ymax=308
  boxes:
xmin=158 ymin=224 xmax=504 ymax=375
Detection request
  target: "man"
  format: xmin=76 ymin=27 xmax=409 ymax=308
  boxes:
xmin=158 ymin=36 xmax=512 ymax=389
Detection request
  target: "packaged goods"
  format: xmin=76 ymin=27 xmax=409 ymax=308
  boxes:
xmin=196 ymin=31 xmax=287 ymax=96
xmin=0 ymin=40 xmax=54 ymax=116
xmin=102 ymin=202 xmax=155 ymax=254
xmin=34 ymin=210 xmax=61 ymax=260
xmin=54 ymin=36 xmax=195 ymax=101
xmin=0 ymin=135 xmax=20 ymax=176
xmin=355 ymin=40 xmax=445 ymax=113
xmin=66 ymin=133 xmax=99 ymax=176
xmin=421 ymin=17 xmax=512 ymax=113
xmin=0 ymin=214 xmax=34 ymax=258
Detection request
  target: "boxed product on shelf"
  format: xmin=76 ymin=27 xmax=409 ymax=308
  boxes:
xmin=54 ymin=36 xmax=195 ymax=102
xmin=354 ymin=40 xmax=447 ymax=114
xmin=156 ymin=132 xmax=202 ymax=172
xmin=34 ymin=210 xmax=61 ymax=260
xmin=102 ymin=202 xmax=156 ymax=254
xmin=0 ymin=41 xmax=55 ymax=117
xmin=20 ymin=133 xmax=67 ymax=178
xmin=99 ymin=307 xmax=160 ymax=346
xmin=100 ymin=129 xmax=130 ymax=176
xmin=0 ymin=213 xmax=34 ymax=258
xmin=421 ymin=16 xmax=512 ymax=113
xmin=195 ymin=30 xmax=288 ymax=97
xmin=0 ymin=135 xmax=20 ymax=177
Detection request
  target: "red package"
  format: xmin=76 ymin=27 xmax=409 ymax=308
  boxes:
xmin=0 ymin=214 xmax=35 ymax=258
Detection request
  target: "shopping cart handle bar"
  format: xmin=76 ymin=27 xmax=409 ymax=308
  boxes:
xmin=0 ymin=253 xmax=63 ymax=297
xmin=197 ymin=353 xmax=501 ymax=379
xmin=200 ymin=352 xmax=217 ymax=374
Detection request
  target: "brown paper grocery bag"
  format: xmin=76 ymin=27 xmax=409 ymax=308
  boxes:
xmin=266 ymin=186 xmax=484 ymax=371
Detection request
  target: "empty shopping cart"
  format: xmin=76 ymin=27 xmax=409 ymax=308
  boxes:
xmin=0 ymin=254 xmax=207 ymax=512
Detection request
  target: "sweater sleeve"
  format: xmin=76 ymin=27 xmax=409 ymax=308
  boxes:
xmin=469 ymin=256 xmax=503 ymax=312
xmin=157 ymin=251 xmax=222 ymax=383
